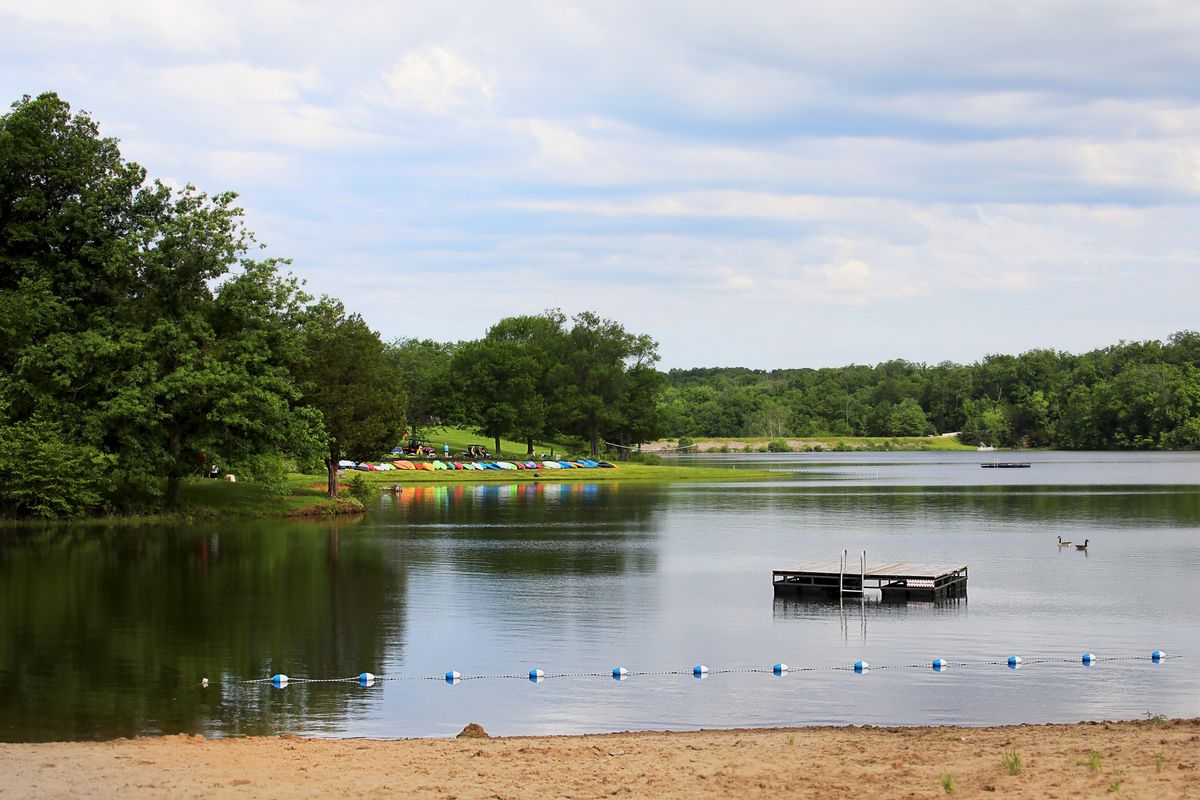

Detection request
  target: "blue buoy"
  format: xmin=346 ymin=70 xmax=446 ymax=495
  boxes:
xmin=1007 ymin=655 xmax=1022 ymax=666
xmin=612 ymin=667 xmax=629 ymax=680
xmin=772 ymin=663 xmax=788 ymax=675
xmin=853 ymin=660 xmax=869 ymax=673
xmin=931 ymin=659 xmax=946 ymax=672
xmin=529 ymin=668 xmax=545 ymax=683
xmin=445 ymin=670 xmax=462 ymax=684
xmin=1081 ymin=653 xmax=1095 ymax=666
xmin=692 ymin=664 xmax=708 ymax=677
xmin=359 ymin=672 xmax=376 ymax=686
xmin=271 ymin=674 xmax=288 ymax=688
xmin=1152 ymin=650 xmax=1166 ymax=663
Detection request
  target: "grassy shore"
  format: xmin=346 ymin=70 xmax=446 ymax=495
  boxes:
xmin=158 ymin=460 xmax=779 ymax=521
xmin=647 ymin=435 xmax=975 ymax=453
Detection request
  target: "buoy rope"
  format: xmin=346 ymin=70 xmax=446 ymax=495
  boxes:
xmin=218 ymin=652 xmax=1186 ymax=687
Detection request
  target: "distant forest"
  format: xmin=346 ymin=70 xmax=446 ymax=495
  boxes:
xmin=657 ymin=332 xmax=1200 ymax=449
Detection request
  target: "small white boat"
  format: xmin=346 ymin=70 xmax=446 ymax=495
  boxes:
xmin=977 ymin=444 xmax=995 ymax=451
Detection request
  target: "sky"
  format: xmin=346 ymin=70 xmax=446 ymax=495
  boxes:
xmin=2 ymin=1 xmax=1199 ymax=370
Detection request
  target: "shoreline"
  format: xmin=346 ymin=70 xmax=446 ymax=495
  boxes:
xmin=0 ymin=463 xmax=777 ymax=526
xmin=2 ymin=719 xmax=1197 ymax=798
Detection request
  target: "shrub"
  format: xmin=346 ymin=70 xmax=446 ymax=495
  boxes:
xmin=767 ymin=438 xmax=792 ymax=452
xmin=1002 ymin=749 xmax=1022 ymax=775
xmin=677 ymin=436 xmax=694 ymax=448
xmin=344 ymin=474 xmax=378 ymax=506
xmin=0 ymin=417 xmax=113 ymax=518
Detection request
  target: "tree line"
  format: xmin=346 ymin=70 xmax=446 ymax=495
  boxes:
xmin=658 ymin=334 xmax=1200 ymax=449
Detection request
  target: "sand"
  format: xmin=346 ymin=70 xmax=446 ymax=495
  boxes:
xmin=2 ymin=719 xmax=1198 ymax=798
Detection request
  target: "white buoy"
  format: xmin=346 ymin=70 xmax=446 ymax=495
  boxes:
xmin=612 ymin=667 xmax=629 ymax=679
xmin=271 ymin=674 xmax=288 ymax=687
xmin=1081 ymin=653 xmax=1095 ymax=666
xmin=529 ymin=668 xmax=545 ymax=683
xmin=931 ymin=659 xmax=946 ymax=671
xmin=200 ymin=677 xmax=209 ymax=688
xmin=359 ymin=672 xmax=376 ymax=687
xmin=692 ymin=664 xmax=708 ymax=677
xmin=445 ymin=670 xmax=462 ymax=684
xmin=1007 ymin=655 xmax=1022 ymax=670
xmin=853 ymin=660 xmax=869 ymax=673
xmin=772 ymin=663 xmax=788 ymax=675
xmin=1152 ymin=650 xmax=1166 ymax=662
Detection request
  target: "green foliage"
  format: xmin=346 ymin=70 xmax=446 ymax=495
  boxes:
xmin=344 ymin=473 xmax=378 ymax=506
xmin=1 ymin=92 xmax=324 ymax=515
xmin=677 ymin=436 xmax=694 ymax=448
xmin=767 ymin=438 xmax=791 ymax=452
xmin=0 ymin=416 xmax=113 ymax=518
xmin=1084 ymin=749 xmax=1102 ymax=772
xmin=659 ymin=333 xmax=1200 ymax=450
xmin=1002 ymin=748 xmax=1022 ymax=775
xmin=387 ymin=337 xmax=458 ymax=439
xmin=939 ymin=772 xmax=955 ymax=795
xmin=295 ymin=298 xmax=406 ymax=497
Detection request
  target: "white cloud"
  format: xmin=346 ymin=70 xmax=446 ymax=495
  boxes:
xmin=368 ymin=47 xmax=494 ymax=115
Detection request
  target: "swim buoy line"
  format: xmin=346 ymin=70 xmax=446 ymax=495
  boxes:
xmin=202 ymin=651 xmax=1185 ymax=689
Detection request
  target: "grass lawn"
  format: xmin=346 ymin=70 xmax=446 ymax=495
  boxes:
xmin=178 ymin=476 xmax=363 ymax=518
xmin=402 ymin=426 xmax=578 ymax=459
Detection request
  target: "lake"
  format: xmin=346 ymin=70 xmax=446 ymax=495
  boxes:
xmin=2 ymin=450 xmax=1199 ymax=741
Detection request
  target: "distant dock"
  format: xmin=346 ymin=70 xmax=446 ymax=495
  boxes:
xmin=980 ymin=462 xmax=1031 ymax=469
xmin=772 ymin=560 xmax=968 ymax=601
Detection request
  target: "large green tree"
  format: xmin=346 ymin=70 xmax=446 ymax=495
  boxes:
xmin=295 ymin=299 xmax=406 ymax=497
xmin=551 ymin=312 xmax=663 ymax=456
xmin=1 ymin=92 xmax=322 ymax=513
xmin=451 ymin=337 xmax=541 ymax=456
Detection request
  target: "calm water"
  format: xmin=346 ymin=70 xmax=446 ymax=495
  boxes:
xmin=2 ymin=451 xmax=1200 ymax=741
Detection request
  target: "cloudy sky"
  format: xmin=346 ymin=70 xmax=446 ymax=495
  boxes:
xmin=3 ymin=1 xmax=1198 ymax=369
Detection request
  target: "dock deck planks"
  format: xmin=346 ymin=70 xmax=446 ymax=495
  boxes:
xmin=772 ymin=560 xmax=968 ymax=601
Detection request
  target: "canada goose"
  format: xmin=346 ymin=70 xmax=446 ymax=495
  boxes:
xmin=1057 ymin=536 xmax=1072 ymax=547
xmin=1075 ymin=539 xmax=1089 ymax=551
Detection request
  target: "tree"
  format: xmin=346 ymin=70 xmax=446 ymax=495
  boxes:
xmin=2 ymin=93 xmax=322 ymax=511
xmin=887 ymin=397 xmax=932 ymax=437
xmin=451 ymin=337 xmax=541 ymax=456
xmin=387 ymin=337 xmax=458 ymax=440
xmin=485 ymin=310 xmax=566 ymax=453
xmin=550 ymin=312 xmax=663 ymax=456
xmin=295 ymin=299 xmax=406 ymax=497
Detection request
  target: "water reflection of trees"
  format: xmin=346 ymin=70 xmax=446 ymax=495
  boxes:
xmin=375 ymin=483 xmax=660 ymax=576
xmin=0 ymin=516 xmax=405 ymax=740
xmin=671 ymin=484 xmax=1200 ymax=528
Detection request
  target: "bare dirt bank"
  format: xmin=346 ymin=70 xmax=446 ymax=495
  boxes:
xmin=2 ymin=719 xmax=1197 ymax=799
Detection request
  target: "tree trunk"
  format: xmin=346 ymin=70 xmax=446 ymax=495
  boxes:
xmin=326 ymin=443 xmax=340 ymax=498
xmin=526 ymin=436 xmax=534 ymax=455
xmin=493 ymin=434 xmax=501 ymax=457
xmin=590 ymin=428 xmax=600 ymax=457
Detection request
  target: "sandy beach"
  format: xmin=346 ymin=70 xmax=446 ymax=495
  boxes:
xmin=2 ymin=718 xmax=1197 ymax=798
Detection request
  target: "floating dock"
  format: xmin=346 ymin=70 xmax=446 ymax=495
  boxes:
xmin=772 ymin=560 xmax=968 ymax=601
xmin=980 ymin=462 xmax=1031 ymax=469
